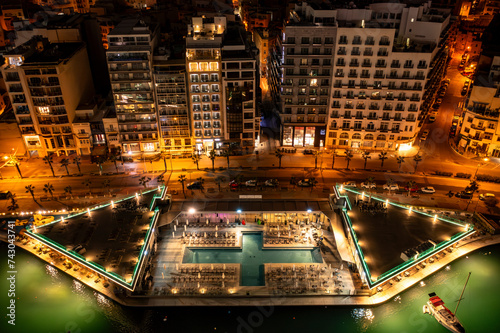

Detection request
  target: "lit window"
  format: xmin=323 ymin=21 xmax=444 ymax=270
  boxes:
xmin=38 ymin=107 xmax=50 ymax=114
xmin=310 ymin=79 xmax=318 ymax=86
xmin=189 ymin=63 xmax=198 ymax=71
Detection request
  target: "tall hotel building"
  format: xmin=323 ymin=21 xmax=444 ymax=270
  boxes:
xmin=1 ymin=37 xmax=95 ymax=157
xmin=270 ymin=1 xmax=451 ymax=150
xmin=106 ymin=19 xmax=160 ymax=154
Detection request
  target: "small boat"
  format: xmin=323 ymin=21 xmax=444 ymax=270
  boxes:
xmin=423 ymin=272 xmax=471 ymax=333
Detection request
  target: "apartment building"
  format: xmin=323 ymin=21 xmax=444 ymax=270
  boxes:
xmin=1 ymin=37 xmax=95 ymax=157
xmin=186 ymin=17 xmax=226 ymax=153
xmin=270 ymin=1 xmax=451 ymax=150
xmin=106 ymin=19 xmax=160 ymax=154
xmin=153 ymin=57 xmax=192 ymax=156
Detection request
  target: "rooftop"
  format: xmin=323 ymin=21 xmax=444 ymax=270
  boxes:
xmin=6 ymin=39 xmax=84 ymax=66
xmin=108 ymin=18 xmax=154 ymax=36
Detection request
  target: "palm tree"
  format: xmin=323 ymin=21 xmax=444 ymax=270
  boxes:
xmin=43 ymin=183 xmax=55 ymax=199
xmin=275 ymin=149 xmax=284 ymax=169
xmin=109 ymin=154 xmax=120 ymax=174
xmin=7 ymin=195 xmax=18 ymax=212
xmin=365 ymin=176 xmax=376 ymax=192
xmin=290 ymin=176 xmax=297 ymax=189
xmin=378 ymin=151 xmax=388 ymax=168
xmin=406 ymin=180 xmax=416 ymax=196
xmin=313 ymin=150 xmax=321 ymax=169
xmin=208 ymin=149 xmax=216 ymax=171
xmin=385 ymin=178 xmax=395 ymax=194
xmin=396 ymin=155 xmax=405 ymax=172
xmin=103 ymin=180 xmax=111 ymax=196
xmin=43 ymin=155 xmax=55 ymax=177
xmin=331 ymin=149 xmax=337 ymax=169
xmin=73 ymin=156 xmax=82 ymax=175
xmin=413 ymin=153 xmax=422 ymax=173
xmin=192 ymin=153 xmax=201 ymax=170
xmin=178 ymin=174 xmax=187 ymax=198
xmin=157 ymin=174 xmax=165 ymax=185
xmin=25 ymin=185 xmax=36 ymax=202
xmin=83 ymin=179 xmax=92 ymax=196
xmin=309 ymin=177 xmax=318 ymax=193
xmin=160 ymin=150 xmax=169 ymax=172
xmin=221 ymin=149 xmax=233 ymax=169
xmin=465 ymin=180 xmax=480 ymax=210
xmin=64 ymin=186 xmax=73 ymax=199
xmin=215 ymin=176 xmax=226 ymax=192
xmin=196 ymin=177 xmax=205 ymax=192
xmin=61 ymin=158 xmax=70 ymax=176
xmin=344 ymin=149 xmax=354 ymax=169
xmin=139 ymin=176 xmax=151 ymax=189
xmin=361 ymin=151 xmax=371 ymax=170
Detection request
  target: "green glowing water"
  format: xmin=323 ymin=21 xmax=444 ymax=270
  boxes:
xmin=2 ymin=243 xmax=500 ymax=333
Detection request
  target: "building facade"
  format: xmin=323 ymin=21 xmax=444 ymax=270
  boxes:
xmin=106 ymin=19 xmax=160 ymax=154
xmin=1 ymin=37 xmax=95 ymax=157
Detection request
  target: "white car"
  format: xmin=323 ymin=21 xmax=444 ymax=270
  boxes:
xmin=343 ymin=181 xmax=357 ymax=187
xmin=421 ymin=186 xmax=436 ymax=194
xmin=360 ymin=182 xmax=376 ymax=189
xmin=479 ymin=193 xmax=495 ymax=201
xmin=245 ymin=180 xmax=257 ymax=187
xmin=264 ymin=179 xmax=279 ymax=187
xmin=421 ymin=129 xmax=430 ymax=141
xmin=383 ymin=183 xmax=399 ymax=191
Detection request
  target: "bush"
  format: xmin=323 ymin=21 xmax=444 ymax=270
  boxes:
xmin=477 ymin=174 xmax=500 ymax=183
xmin=435 ymin=171 xmax=453 ymax=177
xmin=455 ymin=172 xmax=471 ymax=179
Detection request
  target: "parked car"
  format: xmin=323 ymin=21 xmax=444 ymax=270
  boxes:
xmin=187 ymin=181 xmax=203 ymax=190
xmin=360 ymin=182 xmax=376 ymax=189
xmin=245 ymin=180 xmax=258 ymax=187
xmin=461 ymin=87 xmax=468 ymax=96
xmin=464 ymin=80 xmax=470 ymax=87
xmin=264 ymin=179 xmax=279 ymax=187
xmin=303 ymin=149 xmax=314 ymax=155
xmin=383 ymin=183 xmax=399 ymax=191
xmin=421 ymin=129 xmax=430 ymax=141
xmin=229 ymin=180 xmax=240 ymax=190
xmin=421 ymin=186 xmax=436 ymax=194
xmin=479 ymin=193 xmax=495 ymax=201
xmin=443 ymin=78 xmax=451 ymax=84
xmin=343 ymin=181 xmax=357 ymax=187
xmin=297 ymin=179 xmax=314 ymax=187
xmin=404 ymin=184 xmax=419 ymax=192
xmin=431 ymin=102 xmax=440 ymax=110
xmin=455 ymin=191 xmax=473 ymax=199
xmin=438 ymin=91 xmax=446 ymax=98
xmin=428 ymin=113 xmax=437 ymax=122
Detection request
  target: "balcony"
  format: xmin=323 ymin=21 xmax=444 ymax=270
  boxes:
xmin=417 ymin=64 xmax=427 ymax=69
xmin=363 ymin=51 xmax=373 ymax=56
xmin=404 ymin=64 xmax=414 ymax=69
xmin=391 ymin=63 xmax=400 ymax=68
xmin=351 ymin=50 xmax=361 ymax=56
xmin=337 ymin=50 xmax=347 ymax=55
xmin=375 ymin=63 xmax=386 ymax=68
xmin=377 ymin=51 xmax=388 ymax=56
xmin=379 ymin=40 xmax=391 ymax=46
xmin=362 ymin=62 xmax=372 ymax=67
xmin=349 ymin=62 xmax=359 ymax=67
xmin=336 ymin=62 xmax=346 ymax=67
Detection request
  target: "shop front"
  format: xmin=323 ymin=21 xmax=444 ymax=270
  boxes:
xmin=282 ymin=126 xmax=326 ymax=148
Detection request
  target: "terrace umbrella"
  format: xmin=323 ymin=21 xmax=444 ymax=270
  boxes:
xmin=223 ymin=264 xmax=226 ymax=270
xmin=222 ymin=272 xmax=225 ymax=279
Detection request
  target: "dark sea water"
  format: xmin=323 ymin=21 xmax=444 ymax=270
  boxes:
xmin=2 ymin=242 xmax=500 ymax=333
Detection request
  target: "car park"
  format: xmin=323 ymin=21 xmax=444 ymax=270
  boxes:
xmin=245 ymin=180 xmax=257 ymax=187
xmin=421 ymin=186 xmax=436 ymax=194
xmin=383 ymin=183 xmax=399 ymax=191
xmin=297 ymin=179 xmax=314 ymax=187
xmin=343 ymin=181 xmax=357 ymax=187
xmin=479 ymin=193 xmax=495 ymax=201
xmin=421 ymin=129 xmax=430 ymax=141
xmin=455 ymin=191 xmax=473 ymax=199
xmin=264 ymin=179 xmax=279 ymax=187
xmin=187 ymin=181 xmax=203 ymax=190
xmin=361 ymin=182 xmax=376 ymax=189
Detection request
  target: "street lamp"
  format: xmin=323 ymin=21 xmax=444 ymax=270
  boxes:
xmin=473 ymin=157 xmax=489 ymax=179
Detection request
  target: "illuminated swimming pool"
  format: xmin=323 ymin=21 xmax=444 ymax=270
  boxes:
xmin=182 ymin=232 xmax=323 ymax=286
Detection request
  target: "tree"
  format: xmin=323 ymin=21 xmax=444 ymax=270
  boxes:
xmin=43 ymin=155 xmax=55 ymax=177
xmin=192 ymin=153 xmax=201 ymax=170
xmin=7 ymin=194 xmax=18 ymax=212
xmin=309 ymin=177 xmax=318 ymax=193
xmin=344 ymin=149 xmax=354 ymax=169
xmin=95 ymin=156 xmax=107 ymax=176
xmin=396 ymin=155 xmax=405 ymax=172
xmin=61 ymin=158 xmax=70 ymax=176
xmin=313 ymin=150 xmax=321 ymax=169
xmin=160 ymin=150 xmax=169 ymax=172
xmin=406 ymin=180 xmax=416 ymax=196
xmin=378 ymin=151 xmax=388 ymax=168
xmin=413 ymin=153 xmax=422 ymax=173
xmin=465 ymin=180 xmax=480 ymax=210
xmin=275 ymin=149 xmax=284 ymax=169
xmin=25 ymin=185 xmax=36 ymax=202
xmin=331 ymin=149 xmax=338 ymax=169
xmin=361 ymin=151 xmax=371 ymax=170
xmin=64 ymin=186 xmax=73 ymax=199
xmin=208 ymin=149 xmax=216 ymax=171
xmin=196 ymin=177 xmax=205 ymax=192
xmin=178 ymin=174 xmax=187 ymax=198
xmin=139 ymin=176 xmax=151 ymax=189
xmin=385 ymin=178 xmax=395 ymax=194
xmin=109 ymin=154 xmax=120 ymax=174
xmin=103 ymin=180 xmax=111 ymax=196
xmin=221 ymin=149 xmax=233 ymax=169
xmin=157 ymin=174 xmax=165 ymax=185
xmin=73 ymin=156 xmax=82 ymax=175
xmin=9 ymin=156 xmax=23 ymax=178
xmin=290 ymin=176 xmax=297 ymax=189
xmin=215 ymin=176 xmax=226 ymax=192
xmin=43 ymin=183 xmax=55 ymax=199
xmin=83 ymin=179 xmax=92 ymax=196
